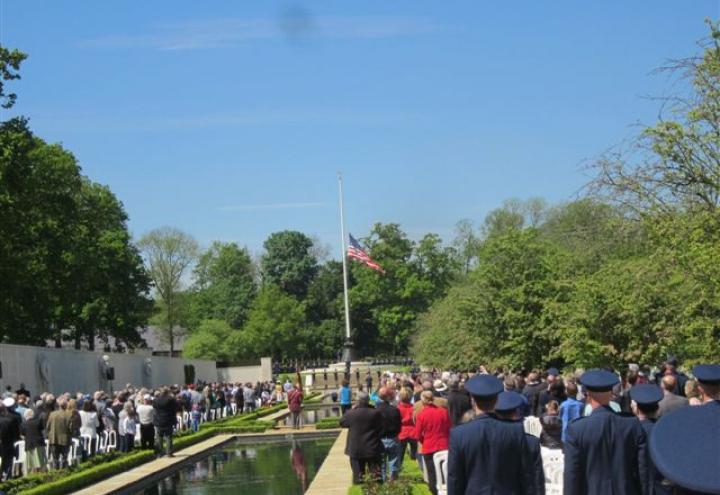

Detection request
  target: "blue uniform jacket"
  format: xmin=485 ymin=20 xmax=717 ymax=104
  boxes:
xmin=563 ymin=406 xmax=648 ymax=495
xmin=448 ymin=413 xmax=535 ymax=494
xmin=639 ymin=419 xmax=671 ymax=495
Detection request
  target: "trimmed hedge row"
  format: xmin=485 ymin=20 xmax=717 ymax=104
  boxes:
xmin=315 ymin=416 xmax=341 ymax=430
xmin=3 ymin=393 xmax=325 ymax=495
xmin=13 ymin=423 xmax=274 ymax=495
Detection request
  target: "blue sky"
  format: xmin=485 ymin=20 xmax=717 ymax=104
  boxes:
xmin=2 ymin=1 xmax=718 ymax=256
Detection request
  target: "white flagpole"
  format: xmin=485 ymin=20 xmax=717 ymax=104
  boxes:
xmin=338 ymin=173 xmax=352 ymax=343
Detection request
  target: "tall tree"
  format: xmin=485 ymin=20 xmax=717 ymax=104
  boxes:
xmin=138 ymin=227 xmax=199 ymax=355
xmin=261 ymin=230 xmax=318 ymax=298
xmin=190 ymin=241 xmax=256 ymax=330
xmin=0 ymin=46 xmax=27 ymax=109
xmin=64 ymin=181 xmax=153 ymax=349
xmin=239 ymin=284 xmax=308 ymax=360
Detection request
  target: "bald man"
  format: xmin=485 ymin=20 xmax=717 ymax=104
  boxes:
xmin=657 ymin=375 xmax=688 ymax=417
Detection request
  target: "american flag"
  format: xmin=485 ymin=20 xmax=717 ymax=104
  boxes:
xmin=348 ymin=234 xmax=385 ymax=274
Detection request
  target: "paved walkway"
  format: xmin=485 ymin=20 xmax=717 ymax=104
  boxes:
xmin=74 ymin=434 xmax=235 ymax=495
xmin=305 ymin=429 xmax=352 ymax=495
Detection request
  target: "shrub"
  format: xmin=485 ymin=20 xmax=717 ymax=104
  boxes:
xmin=315 ymin=416 xmax=341 ymax=430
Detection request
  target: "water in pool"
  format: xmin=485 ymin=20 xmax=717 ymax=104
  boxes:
xmin=138 ymin=437 xmax=334 ymax=495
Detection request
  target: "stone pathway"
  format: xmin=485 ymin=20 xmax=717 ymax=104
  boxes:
xmin=305 ymin=429 xmax=352 ymax=495
xmin=73 ymin=434 xmax=235 ymax=495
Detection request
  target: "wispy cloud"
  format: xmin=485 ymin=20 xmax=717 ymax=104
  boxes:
xmin=79 ymin=15 xmax=443 ymax=50
xmin=218 ymin=202 xmax=326 ymax=212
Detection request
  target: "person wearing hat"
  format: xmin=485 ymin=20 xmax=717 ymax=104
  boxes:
xmin=564 ymin=369 xmax=649 ymax=495
xmin=447 ymin=374 xmax=534 ymax=494
xmin=434 ymin=379 xmax=448 ymax=398
xmin=692 ymin=364 xmax=720 ymax=405
xmin=630 ymin=384 xmax=671 ymax=495
xmin=649 ymin=390 xmax=720 ymax=494
xmin=495 ymin=391 xmax=545 ymax=495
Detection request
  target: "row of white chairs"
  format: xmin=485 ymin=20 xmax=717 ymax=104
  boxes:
xmin=10 ymin=431 xmax=119 ymax=477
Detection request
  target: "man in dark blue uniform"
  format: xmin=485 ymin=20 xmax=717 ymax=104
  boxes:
xmin=447 ymin=374 xmax=533 ymax=494
xmin=564 ymin=369 xmax=648 ymax=495
xmin=693 ymin=364 xmax=720 ymax=405
xmin=649 ymin=381 xmax=719 ymax=494
xmin=494 ymin=391 xmax=545 ymax=495
xmin=630 ymin=383 xmax=671 ymax=495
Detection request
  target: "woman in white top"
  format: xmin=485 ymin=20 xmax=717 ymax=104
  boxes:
xmin=79 ymin=400 xmax=99 ymax=437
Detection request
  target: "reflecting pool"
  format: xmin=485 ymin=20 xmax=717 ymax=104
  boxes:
xmin=137 ymin=436 xmax=334 ymax=495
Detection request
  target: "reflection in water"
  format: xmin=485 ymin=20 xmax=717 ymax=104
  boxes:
xmin=291 ymin=440 xmax=307 ymax=491
xmin=138 ymin=438 xmax=333 ymax=495
xmin=283 ymin=406 xmax=340 ymax=427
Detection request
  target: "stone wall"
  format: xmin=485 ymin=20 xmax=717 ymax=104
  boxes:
xmin=216 ymin=357 xmax=273 ymax=384
xmin=0 ymin=343 xmax=218 ymax=396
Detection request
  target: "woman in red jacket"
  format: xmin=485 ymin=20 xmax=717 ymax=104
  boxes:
xmin=414 ymin=390 xmax=451 ymax=495
xmin=397 ymin=388 xmax=417 ymax=468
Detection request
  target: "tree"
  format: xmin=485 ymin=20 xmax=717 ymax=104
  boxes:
xmin=190 ymin=241 xmax=256 ymax=330
xmin=183 ymin=319 xmax=234 ymax=361
xmin=452 ymin=219 xmax=480 ymax=275
xmin=0 ymin=119 xmax=83 ymax=343
xmin=0 ymin=46 xmax=27 ymax=109
xmin=261 ymin=230 xmax=318 ymax=298
xmin=239 ymin=285 xmax=307 ymax=360
xmin=0 ymin=119 xmax=153 ymax=347
xmin=138 ymin=227 xmax=199 ymax=355
xmin=414 ymin=228 xmax=568 ymax=370
xmin=305 ymin=261 xmax=346 ymax=359
xmin=64 ymin=181 xmax=153 ymax=349
xmin=590 ymin=22 xmax=720 ymax=213
xmin=349 ymin=224 xmax=457 ymax=355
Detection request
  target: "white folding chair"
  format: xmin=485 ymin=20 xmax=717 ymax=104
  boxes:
xmin=182 ymin=411 xmax=190 ymax=428
xmin=231 ymin=403 xmax=237 ymax=415
xmin=106 ymin=430 xmax=117 ymax=452
xmin=68 ymin=438 xmax=81 ymax=466
xmin=433 ymin=450 xmax=449 ymax=495
xmin=81 ymin=434 xmax=98 ymax=456
xmin=98 ymin=431 xmax=108 ymax=453
xmin=523 ymin=416 xmax=542 ymax=438
xmin=12 ymin=440 xmax=26 ymax=477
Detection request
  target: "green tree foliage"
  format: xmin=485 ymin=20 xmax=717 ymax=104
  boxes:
xmin=0 ymin=46 xmax=27 ymax=108
xmin=190 ymin=241 xmax=256 ymax=330
xmin=414 ymin=229 xmax=567 ymax=370
xmin=261 ymin=230 xmax=318 ymax=299
xmin=0 ymin=118 xmax=152 ymax=347
xmin=349 ymin=223 xmax=458 ymax=356
xmin=239 ymin=285 xmax=308 ymax=360
xmin=183 ymin=319 xmax=235 ymax=361
xmin=138 ymin=227 xmax=199 ymax=355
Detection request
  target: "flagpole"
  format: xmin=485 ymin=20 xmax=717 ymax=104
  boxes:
xmin=338 ymin=173 xmax=354 ymax=371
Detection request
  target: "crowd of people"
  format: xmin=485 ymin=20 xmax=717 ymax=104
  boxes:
xmin=0 ymin=378 xmax=304 ymax=480
xmin=338 ymin=357 xmax=720 ymax=495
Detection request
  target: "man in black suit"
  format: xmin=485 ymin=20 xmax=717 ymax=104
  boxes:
xmin=446 ymin=377 xmax=471 ymax=426
xmin=564 ymin=369 xmax=648 ymax=495
xmin=340 ymin=391 xmax=383 ymax=484
xmin=448 ymin=374 xmax=533 ymax=494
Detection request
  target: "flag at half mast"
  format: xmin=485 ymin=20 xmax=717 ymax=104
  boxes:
xmin=347 ymin=234 xmax=385 ymax=274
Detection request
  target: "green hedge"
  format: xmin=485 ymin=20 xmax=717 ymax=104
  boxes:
xmin=316 ymin=417 xmax=341 ymax=430
xmin=19 ymin=450 xmax=155 ymax=495
xmin=3 ymin=395 xmax=323 ymax=495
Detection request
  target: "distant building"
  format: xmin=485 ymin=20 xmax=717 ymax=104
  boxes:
xmin=142 ymin=326 xmax=186 ymax=357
